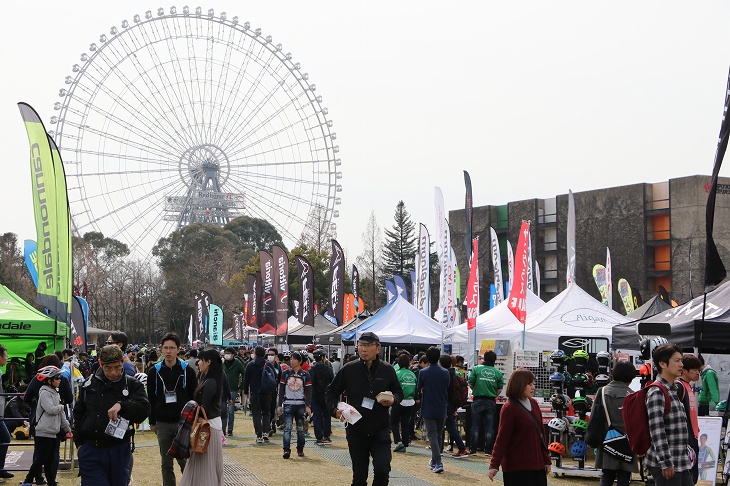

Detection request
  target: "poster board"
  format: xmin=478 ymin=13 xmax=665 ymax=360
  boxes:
xmin=698 ymin=416 xmax=722 ymax=485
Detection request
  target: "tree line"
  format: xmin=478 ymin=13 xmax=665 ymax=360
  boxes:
xmin=0 ymin=201 xmax=437 ymax=344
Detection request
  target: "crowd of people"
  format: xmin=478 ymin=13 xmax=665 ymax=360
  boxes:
xmin=0 ymin=330 xmax=726 ymax=486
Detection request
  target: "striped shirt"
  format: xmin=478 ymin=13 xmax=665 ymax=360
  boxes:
xmin=645 ymin=376 xmax=691 ymax=471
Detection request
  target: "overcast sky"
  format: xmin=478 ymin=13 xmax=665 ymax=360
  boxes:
xmin=3 ymin=1 xmax=730 ymax=265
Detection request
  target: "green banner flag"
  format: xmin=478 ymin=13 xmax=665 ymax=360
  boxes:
xmin=18 ymin=103 xmax=69 ymax=323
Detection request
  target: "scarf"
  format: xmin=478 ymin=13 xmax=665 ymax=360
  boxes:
xmin=167 ymin=400 xmax=198 ymax=460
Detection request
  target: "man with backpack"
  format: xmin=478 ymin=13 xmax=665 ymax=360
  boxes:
xmin=309 ymin=350 xmax=334 ymax=445
xmin=243 ymin=346 xmax=276 ymax=443
xmin=645 ymin=343 xmax=692 ymax=485
xmin=468 ymin=350 xmax=503 ymax=456
xmin=439 ymin=355 xmax=469 ymax=459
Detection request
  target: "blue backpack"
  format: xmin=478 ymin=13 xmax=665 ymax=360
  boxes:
xmin=260 ymin=362 xmax=277 ymax=394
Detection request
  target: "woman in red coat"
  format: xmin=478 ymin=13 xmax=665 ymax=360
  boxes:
xmin=488 ymin=368 xmax=551 ymax=485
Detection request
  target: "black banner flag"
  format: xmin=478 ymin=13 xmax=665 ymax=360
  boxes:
xmin=296 ymin=255 xmax=315 ymax=326
xmin=328 ymin=240 xmax=345 ymax=325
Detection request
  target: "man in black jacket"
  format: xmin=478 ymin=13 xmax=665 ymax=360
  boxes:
xmin=74 ymin=345 xmax=150 ymax=486
xmin=325 ymin=332 xmax=403 ymax=486
xmin=243 ymin=346 xmax=273 ymax=442
xmin=310 ymin=350 xmax=334 ymax=445
xmin=146 ymin=332 xmax=197 ymax=486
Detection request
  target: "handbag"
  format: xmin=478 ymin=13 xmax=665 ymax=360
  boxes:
xmin=599 ymin=388 xmax=634 ymax=463
xmin=189 ymin=405 xmax=211 ymax=454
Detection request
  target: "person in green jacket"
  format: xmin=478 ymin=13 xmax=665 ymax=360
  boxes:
xmin=698 ymin=355 xmax=720 ymax=416
xmin=223 ymin=347 xmax=246 ymax=435
xmin=391 ymin=354 xmax=417 ymax=452
xmin=468 ymin=350 xmax=503 ymax=455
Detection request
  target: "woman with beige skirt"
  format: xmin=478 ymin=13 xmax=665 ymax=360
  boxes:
xmin=180 ymin=349 xmax=224 ymax=486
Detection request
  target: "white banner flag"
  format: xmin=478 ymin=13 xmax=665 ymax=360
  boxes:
xmin=507 ymin=240 xmax=514 ymax=285
xmin=526 ymin=225 xmax=534 ymax=291
xmin=566 ymin=189 xmax=576 ymax=286
xmin=535 ymin=261 xmax=541 ymax=298
xmin=415 ymin=223 xmax=431 ymax=316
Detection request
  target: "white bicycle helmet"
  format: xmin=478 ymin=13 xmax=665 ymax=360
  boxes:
xmin=548 ymin=417 xmax=567 ymax=432
xmin=134 ymin=372 xmax=148 ymax=385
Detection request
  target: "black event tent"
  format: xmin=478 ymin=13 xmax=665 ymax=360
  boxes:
xmin=275 ymin=314 xmax=337 ymax=345
xmin=627 ymin=295 xmax=673 ymax=320
xmin=612 ymin=280 xmax=730 ymax=350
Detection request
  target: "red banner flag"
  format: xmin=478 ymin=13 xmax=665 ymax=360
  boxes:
xmin=466 ymin=238 xmax=479 ymax=330
xmin=508 ymin=221 xmax=531 ymax=324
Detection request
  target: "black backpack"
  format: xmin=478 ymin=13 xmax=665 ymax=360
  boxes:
xmin=260 ymin=362 xmax=277 ymax=394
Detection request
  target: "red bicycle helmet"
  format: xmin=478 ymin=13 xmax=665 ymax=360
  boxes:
xmin=36 ymin=366 xmax=62 ymax=382
xmin=548 ymin=442 xmax=566 ymax=455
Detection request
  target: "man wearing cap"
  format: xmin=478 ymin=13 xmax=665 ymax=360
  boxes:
xmin=73 ymin=345 xmax=150 ymax=486
xmin=325 ymin=332 xmax=403 ymax=486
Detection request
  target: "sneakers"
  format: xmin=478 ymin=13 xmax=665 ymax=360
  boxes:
xmin=262 ymin=433 xmax=269 ymax=442
xmin=256 ymin=437 xmax=264 ymax=444
xmin=322 ymin=436 xmax=332 ymax=443
xmin=297 ymin=448 xmax=305 ymax=457
xmin=452 ymin=450 xmax=469 ymax=459
xmin=227 ymin=431 xmax=233 ymax=436
xmin=468 ymin=450 xmax=478 ymax=456
xmin=315 ymin=440 xmax=325 ymax=446
xmin=0 ymin=472 xmax=12 ymax=479
xmin=432 ymin=462 xmax=444 ymax=473
xmin=283 ymin=449 xmax=291 ymax=459
xmin=393 ymin=443 xmax=406 ymax=452
xmin=428 ymin=460 xmax=436 ymax=470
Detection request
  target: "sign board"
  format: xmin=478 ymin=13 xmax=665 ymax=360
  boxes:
xmin=514 ymin=350 xmax=541 ymax=368
xmin=699 ymin=416 xmax=722 ymax=485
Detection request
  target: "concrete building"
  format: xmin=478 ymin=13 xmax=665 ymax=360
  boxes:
xmin=448 ymin=175 xmax=730 ymax=313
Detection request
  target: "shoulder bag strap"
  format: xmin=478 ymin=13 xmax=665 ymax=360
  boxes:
xmin=508 ymin=399 xmax=548 ymax=450
xmin=601 ymin=387 xmax=612 ymax=427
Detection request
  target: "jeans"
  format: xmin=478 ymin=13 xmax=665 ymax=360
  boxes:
xmin=470 ymin=398 xmax=496 ymax=453
xmin=648 ymin=467 xmax=694 ymax=486
xmin=249 ymin=393 xmax=272 ymax=438
xmin=445 ymin=406 xmax=465 ymax=452
xmin=220 ymin=400 xmax=235 ymax=435
xmin=424 ymin=418 xmax=445 ymax=465
xmin=390 ymin=404 xmax=413 ymax=447
xmin=311 ymin=400 xmax=331 ymax=440
xmin=600 ymin=469 xmax=631 ymax=486
xmin=282 ymin=404 xmax=306 ymax=450
xmin=26 ymin=436 xmax=58 ymax=486
xmin=346 ymin=430 xmax=392 ymax=486
xmin=156 ymin=421 xmax=186 ymax=486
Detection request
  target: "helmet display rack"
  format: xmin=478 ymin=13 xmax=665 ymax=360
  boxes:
xmin=548 ymin=349 xmax=603 ymax=479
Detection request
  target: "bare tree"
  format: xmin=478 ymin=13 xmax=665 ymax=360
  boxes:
xmin=356 ymin=210 xmax=385 ymax=309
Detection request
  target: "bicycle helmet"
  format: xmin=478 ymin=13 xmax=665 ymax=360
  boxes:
xmin=562 ymin=372 xmax=573 ymax=385
xmin=36 ymin=366 xmax=62 ymax=382
xmin=572 ymin=396 xmax=587 ymax=413
xmin=571 ymin=439 xmax=587 ymax=458
xmin=572 ymin=350 xmax=589 ymax=361
xmin=283 ymin=350 xmax=291 ymax=358
xmin=584 ymin=396 xmax=593 ymax=411
xmin=594 ymin=373 xmax=610 ymax=387
xmin=134 ymin=373 xmax=148 ymax=385
xmin=572 ymin=419 xmax=588 ymax=431
xmin=548 ymin=442 xmax=566 ymax=456
xmin=652 ymin=336 xmax=669 ymax=348
xmin=550 ymin=393 xmax=567 ymax=408
xmin=639 ymin=339 xmax=651 ymax=360
xmin=549 ymin=350 xmax=567 ymax=363
xmin=572 ymin=373 xmax=588 ymax=387
xmin=550 ymin=372 xmax=565 ymax=383
xmin=548 ymin=418 xmax=567 ymax=432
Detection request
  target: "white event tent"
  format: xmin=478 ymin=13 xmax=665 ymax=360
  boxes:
xmin=345 ymin=295 xmax=444 ymax=345
xmin=444 ymin=291 xmax=546 ymax=344
xmin=481 ymin=284 xmax=631 ymax=351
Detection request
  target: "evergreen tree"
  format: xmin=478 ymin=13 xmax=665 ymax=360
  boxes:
xmin=382 ymin=201 xmax=417 ymax=289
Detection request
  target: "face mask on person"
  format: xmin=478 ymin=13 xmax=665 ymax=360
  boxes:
xmin=224 ymin=354 xmax=233 ymax=361
xmin=250 ymin=353 xmax=255 ymax=359
xmin=267 ymin=355 xmax=275 ymax=362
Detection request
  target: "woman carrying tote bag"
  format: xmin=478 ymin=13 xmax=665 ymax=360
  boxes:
xmin=180 ymin=349 xmax=224 ymax=486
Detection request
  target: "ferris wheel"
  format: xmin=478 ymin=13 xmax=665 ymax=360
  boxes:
xmin=50 ymin=6 xmax=341 ymax=257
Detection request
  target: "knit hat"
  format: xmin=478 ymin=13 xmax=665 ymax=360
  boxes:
xmin=100 ymin=344 xmax=124 ymax=364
